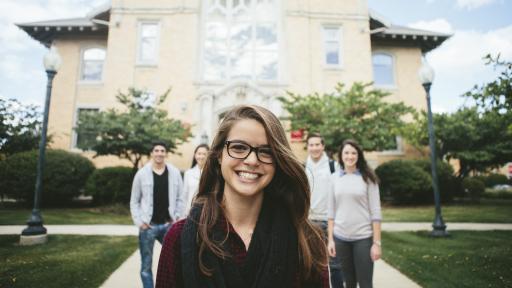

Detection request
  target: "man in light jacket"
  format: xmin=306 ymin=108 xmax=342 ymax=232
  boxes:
xmin=305 ymin=133 xmax=344 ymax=287
xmin=130 ymin=141 xmax=184 ymax=288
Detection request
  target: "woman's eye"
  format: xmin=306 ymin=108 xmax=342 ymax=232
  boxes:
xmin=231 ymin=144 xmax=249 ymax=151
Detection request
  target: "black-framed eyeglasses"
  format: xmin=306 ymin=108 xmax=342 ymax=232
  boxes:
xmin=225 ymin=140 xmax=274 ymax=164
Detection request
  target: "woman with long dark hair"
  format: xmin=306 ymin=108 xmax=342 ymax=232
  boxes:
xmin=327 ymin=139 xmax=382 ymax=288
xmin=183 ymin=144 xmax=210 ymax=215
xmin=156 ymin=105 xmax=328 ymax=287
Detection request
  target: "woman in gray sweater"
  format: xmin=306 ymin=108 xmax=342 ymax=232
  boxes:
xmin=327 ymin=139 xmax=382 ymax=288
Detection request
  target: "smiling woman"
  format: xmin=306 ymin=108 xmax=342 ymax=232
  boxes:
xmin=156 ymin=105 xmax=329 ymax=288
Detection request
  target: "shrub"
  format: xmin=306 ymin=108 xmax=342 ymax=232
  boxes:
xmin=0 ymin=149 xmax=95 ymax=206
xmin=376 ymin=160 xmax=432 ymax=204
xmin=484 ymin=173 xmax=509 ymax=188
xmin=85 ymin=167 xmax=134 ymax=205
xmin=411 ymin=159 xmax=457 ymax=203
xmin=462 ymin=177 xmax=485 ymax=202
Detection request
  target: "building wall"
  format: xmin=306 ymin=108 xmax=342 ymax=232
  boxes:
xmin=48 ymin=0 xmax=427 ymax=171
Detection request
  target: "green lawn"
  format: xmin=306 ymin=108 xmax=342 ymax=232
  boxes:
xmin=382 ymin=230 xmax=512 ymax=288
xmin=0 ymin=205 xmax=132 ymax=225
xmin=382 ymin=201 xmax=512 ymax=223
xmin=0 ymin=235 xmax=138 ymax=288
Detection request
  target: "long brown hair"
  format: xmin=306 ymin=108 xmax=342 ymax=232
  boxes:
xmin=194 ymin=105 xmax=327 ymax=278
xmin=338 ymin=139 xmax=379 ymax=184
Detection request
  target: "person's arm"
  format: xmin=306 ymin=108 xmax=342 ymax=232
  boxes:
xmin=368 ymin=182 xmax=382 ymax=261
xmin=182 ymin=170 xmax=191 ymax=217
xmin=327 ymin=177 xmax=336 ymax=257
xmin=129 ymin=172 xmax=146 ymax=228
xmin=371 ymin=221 xmax=381 ymax=261
xmin=173 ymin=167 xmax=185 ymax=221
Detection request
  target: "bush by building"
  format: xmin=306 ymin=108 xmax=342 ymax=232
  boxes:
xmin=410 ymin=159 xmax=458 ymax=203
xmin=483 ymin=173 xmax=509 ymax=188
xmin=462 ymin=177 xmax=485 ymax=202
xmin=0 ymin=149 xmax=95 ymax=206
xmin=85 ymin=166 xmax=134 ymax=205
xmin=375 ymin=160 xmax=432 ymax=204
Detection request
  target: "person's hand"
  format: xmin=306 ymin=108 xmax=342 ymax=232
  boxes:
xmin=140 ymin=223 xmax=151 ymax=230
xmin=371 ymin=243 xmax=381 ymax=261
xmin=327 ymin=239 xmax=336 ymax=257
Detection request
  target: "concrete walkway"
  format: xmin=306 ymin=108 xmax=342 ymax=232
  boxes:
xmin=2 ymin=222 xmax=512 ymax=288
xmin=3 ymin=222 xmax=511 ymax=235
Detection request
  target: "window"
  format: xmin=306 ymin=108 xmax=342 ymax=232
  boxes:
xmin=202 ymin=0 xmax=279 ymax=81
xmin=137 ymin=22 xmax=160 ymax=64
xmin=322 ymin=26 xmax=342 ymax=67
xmin=372 ymin=53 xmax=395 ymax=86
xmin=80 ymin=48 xmax=105 ymax=81
xmin=74 ymin=108 xmax=99 ymax=150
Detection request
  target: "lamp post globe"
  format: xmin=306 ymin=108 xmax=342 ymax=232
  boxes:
xmin=20 ymin=45 xmax=61 ymax=246
xmin=418 ymin=56 xmax=448 ymax=237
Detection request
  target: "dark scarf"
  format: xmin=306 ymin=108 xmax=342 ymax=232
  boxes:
xmin=181 ymin=195 xmax=320 ymax=288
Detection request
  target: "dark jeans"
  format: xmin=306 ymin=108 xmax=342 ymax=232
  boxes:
xmin=139 ymin=222 xmax=171 ymax=288
xmin=335 ymin=236 xmax=373 ymax=288
xmin=311 ymin=220 xmax=344 ymax=288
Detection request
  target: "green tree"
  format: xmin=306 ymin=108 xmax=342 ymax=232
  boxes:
xmin=278 ymin=82 xmax=415 ymax=153
xmin=403 ymin=55 xmax=512 ymax=178
xmin=0 ymin=98 xmax=46 ymax=157
xmin=75 ymin=88 xmax=191 ymax=172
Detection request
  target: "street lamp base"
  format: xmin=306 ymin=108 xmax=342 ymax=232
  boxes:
xmin=20 ymin=234 xmax=48 ymax=246
xmin=430 ymin=226 xmax=449 ymax=237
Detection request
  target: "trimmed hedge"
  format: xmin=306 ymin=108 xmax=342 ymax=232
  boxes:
xmin=85 ymin=166 xmax=134 ymax=205
xmin=484 ymin=173 xmax=509 ymax=188
xmin=0 ymin=149 xmax=95 ymax=206
xmin=376 ymin=160 xmax=432 ymax=204
xmin=410 ymin=159 xmax=458 ymax=203
xmin=462 ymin=177 xmax=485 ymax=202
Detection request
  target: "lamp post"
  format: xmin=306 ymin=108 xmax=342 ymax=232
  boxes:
xmin=418 ymin=57 xmax=448 ymax=237
xmin=20 ymin=46 xmax=61 ymax=246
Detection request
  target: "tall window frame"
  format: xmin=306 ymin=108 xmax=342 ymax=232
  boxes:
xmin=137 ymin=21 xmax=161 ymax=66
xmin=372 ymin=52 xmax=395 ymax=87
xmin=322 ymin=25 xmax=342 ymax=68
xmin=200 ymin=0 xmax=280 ymax=82
xmin=79 ymin=47 xmax=106 ymax=82
xmin=73 ymin=107 xmax=100 ymax=150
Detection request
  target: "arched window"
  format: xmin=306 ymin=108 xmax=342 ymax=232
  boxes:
xmin=202 ymin=0 xmax=279 ymax=81
xmin=372 ymin=53 xmax=394 ymax=86
xmin=80 ymin=48 xmax=106 ymax=81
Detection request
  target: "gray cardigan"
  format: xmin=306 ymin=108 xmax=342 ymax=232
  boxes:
xmin=328 ymin=170 xmax=382 ymax=241
xmin=130 ymin=162 xmax=185 ymax=227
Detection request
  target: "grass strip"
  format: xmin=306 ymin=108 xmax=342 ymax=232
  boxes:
xmin=382 ymin=230 xmax=512 ymax=288
xmin=382 ymin=202 xmax=512 ymax=223
xmin=0 ymin=205 xmax=132 ymax=225
xmin=0 ymin=234 xmax=138 ymax=288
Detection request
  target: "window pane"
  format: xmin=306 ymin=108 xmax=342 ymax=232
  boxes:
xmin=76 ymin=108 xmax=99 ymax=150
xmin=255 ymin=51 xmax=277 ymax=80
xmin=373 ymin=54 xmax=394 ymax=85
xmin=325 ymin=42 xmax=339 ymax=65
xmin=139 ymin=23 xmax=158 ymax=63
xmin=202 ymin=0 xmax=279 ymax=81
xmin=140 ymin=38 xmax=157 ymax=61
xmin=205 ymin=22 xmax=228 ymax=49
xmin=142 ymin=24 xmax=158 ymax=37
xmin=230 ymin=50 xmax=252 ymax=80
xmin=204 ymin=49 xmax=227 ymax=80
xmin=323 ymin=27 xmax=339 ymax=41
xmin=255 ymin=24 xmax=277 ymax=50
xmin=83 ymin=48 xmax=105 ymax=60
xmin=255 ymin=0 xmax=275 ymax=22
xmin=230 ymin=23 xmax=252 ymax=50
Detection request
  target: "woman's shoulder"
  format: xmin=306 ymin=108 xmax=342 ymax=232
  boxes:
xmin=163 ymin=218 xmax=187 ymax=249
xmin=184 ymin=166 xmax=200 ymax=177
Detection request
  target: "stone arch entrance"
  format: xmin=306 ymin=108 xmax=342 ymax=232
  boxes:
xmin=196 ymin=82 xmax=283 ymax=144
